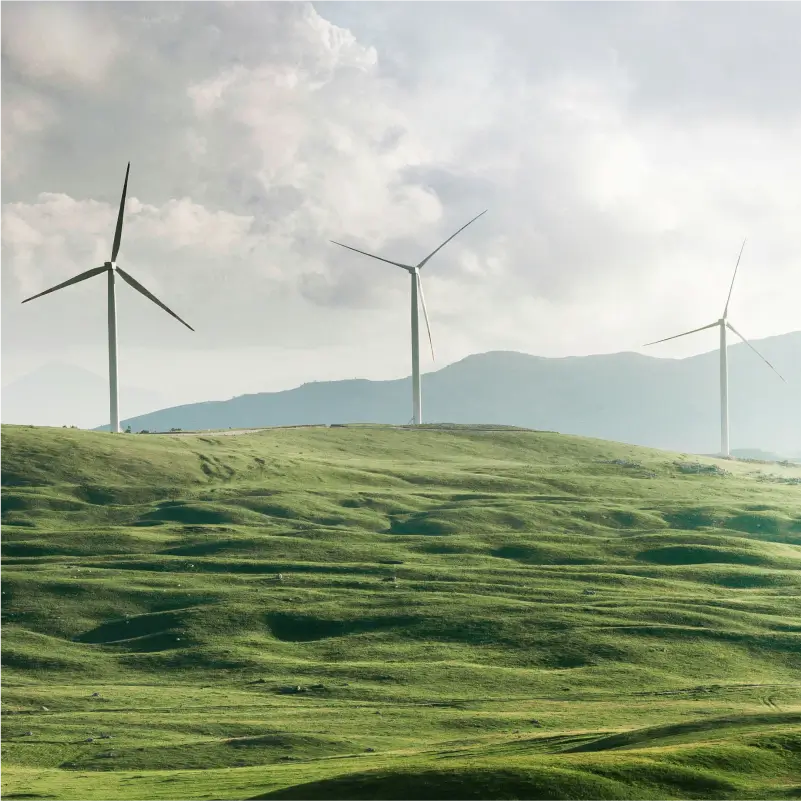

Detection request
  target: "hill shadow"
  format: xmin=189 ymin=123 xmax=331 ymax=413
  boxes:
xmin=266 ymin=612 xmax=419 ymax=642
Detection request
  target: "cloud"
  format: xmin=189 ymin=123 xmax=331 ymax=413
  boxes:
xmin=0 ymin=88 xmax=57 ymax=180
xmin=127 ymin=197 xmax=255 ymax=256
xmin=1 ymin=193 xmax=256 ymax=299
xmin=1 ymin=2 xmax=122 ymax=86
xmin=182 ymin=14 xmax=442 ymax=252
xmin=2 ymin=1 xmax=800 ymax=414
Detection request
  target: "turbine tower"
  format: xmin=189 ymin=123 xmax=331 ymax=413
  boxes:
xmin=21 ymin=163 xmax=194 ymax=433
xmin=644 ymin=239 xmax=785 ymax=457
xmin=332 ymin=210 xmax=487 ymax=425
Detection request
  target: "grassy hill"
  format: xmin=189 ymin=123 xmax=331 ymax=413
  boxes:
xmin=93 ymin=331 xmax=801 ymax=456
xmin=2 ymin=423 xmax=801 ymax=800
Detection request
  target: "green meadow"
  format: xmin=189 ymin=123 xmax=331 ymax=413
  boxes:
xmin=2 ymin=423 xmax=800 ymax=800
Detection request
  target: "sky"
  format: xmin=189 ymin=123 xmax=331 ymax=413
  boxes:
xmin=2 ymin=1 xmax=800 ymax=426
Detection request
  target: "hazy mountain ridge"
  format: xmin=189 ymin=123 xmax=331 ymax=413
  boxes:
xmin=92 ymin=331 xmax=801 ymax=453
xmin=2 ymin=362 xmax=164 ymax=429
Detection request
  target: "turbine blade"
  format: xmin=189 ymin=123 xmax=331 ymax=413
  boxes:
xmin=643 ymin=320 xmax=719 ymax=347
xmin=726 ymin=322 xmax=787 ymax=383
xmin=115 ymin=267 xmax=194 ymax=331
xmin=111 ymin=162 xmax=131 ymax=262
xmin=20 ymin=265 xmax=108 ymax=304
xmin=416 ymin=210 xmax=487 ymax=271
xmin=330 ymin=241 xmax=410 ymax=271
xmin=723 ymin=237 xmax=746 ymax=317
xmin=416 ymin=273 xmax=435 ymax=361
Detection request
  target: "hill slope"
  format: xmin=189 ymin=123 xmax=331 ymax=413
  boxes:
xmin=95 ymin=331 xmax=801 ymax=455
xmin=2 ymin=424 xmax=801 ymax=800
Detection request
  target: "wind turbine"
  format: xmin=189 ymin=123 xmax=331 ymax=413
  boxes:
xmin=332 ymin=210 xmax=487 ymax=425
xmin=644 ymin=239 xmax=785 ymax=457
xmin=21 ymin=163 xmax=194 ymax=433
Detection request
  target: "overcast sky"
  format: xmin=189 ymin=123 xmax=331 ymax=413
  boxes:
xmin=2 ymin=1 xmax=800 ymax=425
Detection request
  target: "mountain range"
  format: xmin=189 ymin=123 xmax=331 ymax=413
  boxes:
xmin=92 ymin=331 xmax=801 ymax=455
xmin=2 ymin=363 xmax=164 ymax=430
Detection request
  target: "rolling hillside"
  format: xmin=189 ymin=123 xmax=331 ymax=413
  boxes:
xmin=2 ymin=423 xmax=800 ymax=800
xmin=95 ymin=331 xmax=801 ymax=455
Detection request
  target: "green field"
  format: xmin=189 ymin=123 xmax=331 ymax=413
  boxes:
xmin=2 ymin=423 xmax=800 ymax=800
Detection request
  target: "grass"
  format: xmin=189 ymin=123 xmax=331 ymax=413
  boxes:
xmin=1 ymin=423 xmax=800 ymax=800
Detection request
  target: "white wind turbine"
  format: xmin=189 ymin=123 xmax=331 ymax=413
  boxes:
xmin=332 ymin=210 xmax=487 ymax=425
xmin=21 ymin=163 xmax=194 ymax=433
xmin=644 ymin=239 xmax=786 ymax=457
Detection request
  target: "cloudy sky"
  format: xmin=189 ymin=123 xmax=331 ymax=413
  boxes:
xmin=2 ymin=1 xmax=800 ymax=426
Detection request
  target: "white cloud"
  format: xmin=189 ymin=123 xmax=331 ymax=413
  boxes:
xmin=1 ymin=2 xmax=122 ymax=86
xmin=1 ymin=193 xmax=256 ymax=299
xmin=183 ymin=35 xmax=440 ymax=249
xmin=2 ymin=1 xmax=800 ymax=419
xmin=128 ymin=198 xmax=255 ymax=256
xmin=1 ymin=92 xmax=57 ymax=179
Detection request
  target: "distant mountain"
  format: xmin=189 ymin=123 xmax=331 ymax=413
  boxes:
xmin=3 ymin=362 xmax=164 ymax=429
xmin=729 ymin=448 xmax=800 ymax=463
xmin=96 ymin=331 xmax=801 ymax=454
